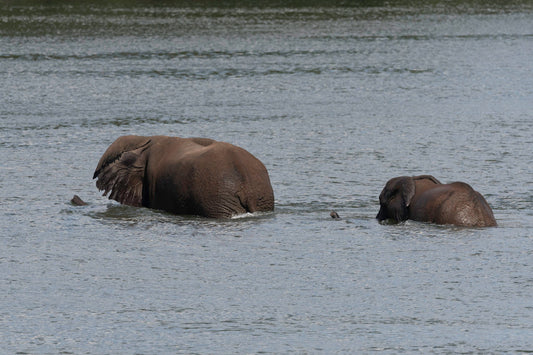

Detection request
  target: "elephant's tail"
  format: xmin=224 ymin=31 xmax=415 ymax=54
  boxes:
xmin=236 ymin=187 xmax=274 ymax=214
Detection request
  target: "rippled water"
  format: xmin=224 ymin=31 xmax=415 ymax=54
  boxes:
xmin=1 ymin=1 xmax=532 ymax=353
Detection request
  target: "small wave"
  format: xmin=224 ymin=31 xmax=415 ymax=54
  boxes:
xmin=231 ymin=211 xmax=274 ymax=220
xmin=231 ymin=212 xmax=255 ymax=219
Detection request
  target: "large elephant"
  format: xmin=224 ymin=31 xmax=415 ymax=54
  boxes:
xmin=376 ymin=175 xmax=497 ymax=227
xmin=93 ymin=135 xmax=274 ymax=218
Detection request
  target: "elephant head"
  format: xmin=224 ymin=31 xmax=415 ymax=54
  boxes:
xmin=376 ymin=175 xmax=441 ymax=223
xmin=93 ymin=135 xmax=152 ymax=207
xmin=376 ymin=176 xmax=416 ymax=223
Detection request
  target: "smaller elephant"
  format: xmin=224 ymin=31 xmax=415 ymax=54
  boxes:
xmin=93 ymin=135 xmax=274 ymax=218
xmin=376 ymin=175 xmax=496 ymax=227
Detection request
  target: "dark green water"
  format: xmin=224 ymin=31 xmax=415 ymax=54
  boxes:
xmin=1 ymin=2 xmax=532 ymax=353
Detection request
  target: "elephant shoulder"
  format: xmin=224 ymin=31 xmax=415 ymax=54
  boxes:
xmin=93 ymin=139 xmax=150 ymax=207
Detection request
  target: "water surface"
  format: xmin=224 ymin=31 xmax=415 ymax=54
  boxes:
xmin=1 ymin=1 xmax=532 ymax=353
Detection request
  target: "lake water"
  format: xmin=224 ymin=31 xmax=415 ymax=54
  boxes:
xmin=1 ymin=1 xmax=532 ymax=353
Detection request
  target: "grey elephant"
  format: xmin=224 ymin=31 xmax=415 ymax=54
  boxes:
xmin=376 ymin=175 xmax=497 ymax=227
xmin=93 ymin=135 xmax=274 ymax=218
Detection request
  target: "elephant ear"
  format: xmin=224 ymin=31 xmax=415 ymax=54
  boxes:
xmin=93 ymin=136 xmax=151 ymax=207
xmin=401 ymin=177 xmax=416 ymax=207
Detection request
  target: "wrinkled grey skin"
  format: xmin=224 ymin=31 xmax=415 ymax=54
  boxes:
xmin=376 ymin=175 xmax=497 ymax=227
xmin=93 ymin=135 xmax=274 ymax=218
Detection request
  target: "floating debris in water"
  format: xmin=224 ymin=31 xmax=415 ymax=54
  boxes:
xmin=71 ymin=195 xmax=87 ymax=206
xmin=330 ymin=211 xmax=340 ymax=219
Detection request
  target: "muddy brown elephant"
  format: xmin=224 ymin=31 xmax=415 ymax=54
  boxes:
xmin=376 ymin=175 xmax=496 ymax=227
xmin=93 ymin=135 xmax=274 ymax=218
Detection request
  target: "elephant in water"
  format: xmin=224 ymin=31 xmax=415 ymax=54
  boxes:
xmin=376 ymin=175 xmax=497 ymax=227
xmin=93 ymin=135 xmax=274 ymax=218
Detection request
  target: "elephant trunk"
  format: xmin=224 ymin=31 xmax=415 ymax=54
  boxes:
xmin=376 ymin=205 xmax=387 ymax=221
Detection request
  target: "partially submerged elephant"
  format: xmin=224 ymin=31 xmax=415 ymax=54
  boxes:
xmin=93 ymin=135 xmax=274 ymax=218
xmin=376 ymin=175 xmax=497 ymax=227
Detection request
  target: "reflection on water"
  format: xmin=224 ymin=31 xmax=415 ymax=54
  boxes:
xmin=1 ymin=1 xmax=532 ymax=353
